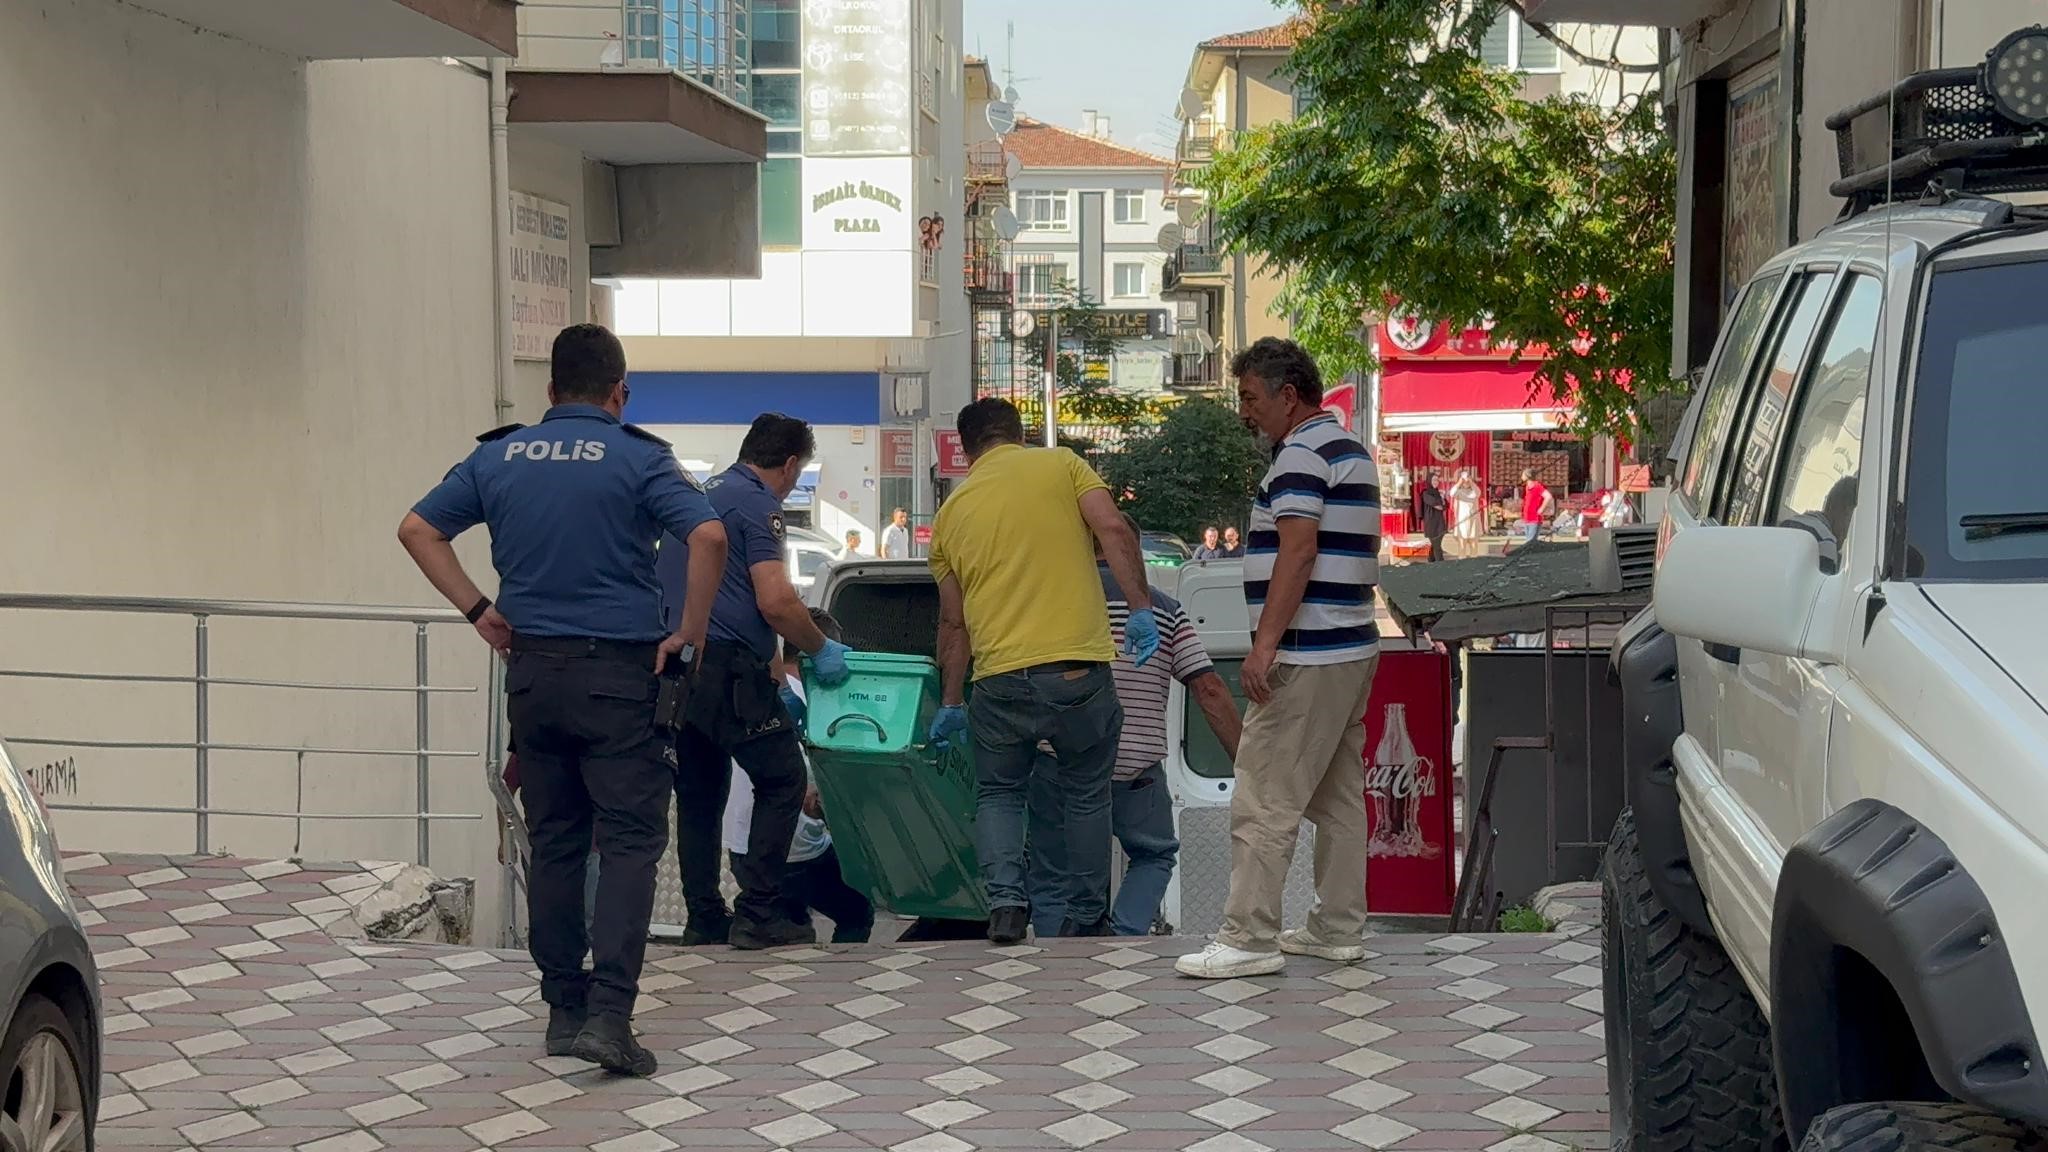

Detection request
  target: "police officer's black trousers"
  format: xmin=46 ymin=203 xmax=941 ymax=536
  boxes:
xmin=505 ymin=640 xmax=671 ymax=1021
xmin=674 ymin=646 xmax=807 ymax=930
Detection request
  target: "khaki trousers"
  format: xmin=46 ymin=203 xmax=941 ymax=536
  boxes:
xmin=1218 ymin=654 xmax=1379 ymax=952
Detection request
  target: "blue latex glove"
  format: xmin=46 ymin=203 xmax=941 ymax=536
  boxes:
xmin=1123 ymin=607 xmax=1162 ymax=668
xmin=778 ymin=683 xmax=807 ymax=732
xmin=812 ymin=639 xmax=854 ymax=687
xmin=929 ymin=704 xmax=969 ymax=749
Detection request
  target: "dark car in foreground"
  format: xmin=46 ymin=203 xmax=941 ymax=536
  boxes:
xmin=0 ymin=733 xmax=100 ymax=1151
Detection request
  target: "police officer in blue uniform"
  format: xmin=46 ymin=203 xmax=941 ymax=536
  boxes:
xmin=661 ymin=413 xmax=856 ymax=949
xmin=398 ymin=324 xmax=728 ymax=1078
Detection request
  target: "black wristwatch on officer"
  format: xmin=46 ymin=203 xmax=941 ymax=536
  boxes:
xmin=465 ymin=596 xmax=493 ymax=624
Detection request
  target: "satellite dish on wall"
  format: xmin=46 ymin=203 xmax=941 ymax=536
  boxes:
xmin=1003 ymin=84 xmax=1020 ymax=105
xmin=1004 ymin=151 xmax=1023 ymax=179
xmin=992 ymin=206 xmax=1023 ymax=241
xmin=1197 ymin=329 xmax=1220 ymax=353
xmin=1174 ymin=196 xmax=1201 ymax=227
xmin=987 ymin=100 xmax=1017 ymax=135
xmin=1154 ymin=222 xmax=1184 ymax=253
xmin=1177 ymin=87 xmax=1204 ymax=120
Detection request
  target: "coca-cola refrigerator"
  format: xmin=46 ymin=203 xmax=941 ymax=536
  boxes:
xmin=1363 ymin=640 xmax=1456 ymax=917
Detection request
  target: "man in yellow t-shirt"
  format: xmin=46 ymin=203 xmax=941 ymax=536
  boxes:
xmin=928 ymin=398 xmax=1159 ymax=944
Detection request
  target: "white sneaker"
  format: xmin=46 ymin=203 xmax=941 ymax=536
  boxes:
xmin=1279 ymin=927 xmax=1367 ymax=963
xmin=1175 ymin=941 xmax=1286 ymax=979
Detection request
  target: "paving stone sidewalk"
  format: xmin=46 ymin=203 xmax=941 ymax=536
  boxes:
xmin=70 ymin=853 xmax=1610 ymax=1152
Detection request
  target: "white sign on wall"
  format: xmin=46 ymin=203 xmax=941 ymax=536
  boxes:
xmin=802 ymin=158 xmax=913 ymax=251
xmin=510 ymin=192 xmax=574 ymax=361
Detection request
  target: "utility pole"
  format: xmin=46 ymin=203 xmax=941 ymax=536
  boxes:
xmin=1043 ymin=310 xmax=1059 ymax=447
xmin=1005 ymin=21 xmax=1015 ymax=89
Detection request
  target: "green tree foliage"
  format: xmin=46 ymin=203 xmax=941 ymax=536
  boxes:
xmin=1199 ymin=0 xmax=1679 ymax=440
xmin=1101 ymin=398 xmax=1268 ymax=539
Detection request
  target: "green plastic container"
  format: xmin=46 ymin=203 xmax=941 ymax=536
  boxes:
xmin=801 ymin=652 xmax=987 ymax=922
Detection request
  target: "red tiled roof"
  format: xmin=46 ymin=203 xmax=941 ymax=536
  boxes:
xmin=1201 ymin=19 xmax=1307 ymax=50
xmin=1003 ymin=117 xmax=1170 ymax=170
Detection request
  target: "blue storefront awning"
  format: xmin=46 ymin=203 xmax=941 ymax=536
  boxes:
xmin=624 ymin=371 xmax=883 ymax=427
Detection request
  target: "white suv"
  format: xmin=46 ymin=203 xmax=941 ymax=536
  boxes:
xmin=1603 ymin=51 xmax=2048 ymax=1151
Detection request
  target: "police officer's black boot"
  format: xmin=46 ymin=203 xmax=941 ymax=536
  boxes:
xmin=570 ymin=1014 xmax=657 ymax=1077
xmin=545 ymin=1004 xmax=586 ymax=1057
xmin=729 ymin=915 xmax=815 ymax=951
xmin=680 ymin=903 xmax=733 ymax=948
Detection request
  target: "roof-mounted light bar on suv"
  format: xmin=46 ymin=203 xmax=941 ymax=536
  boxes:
xmin=1827 ymin=25 xmax=2048 ymax=216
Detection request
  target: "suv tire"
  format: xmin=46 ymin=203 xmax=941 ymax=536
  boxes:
xmin=1798 ymin=1102 xmax=2047 ymax=1150
xmin=1605 ymin=808 xmax=1785 ymax=1152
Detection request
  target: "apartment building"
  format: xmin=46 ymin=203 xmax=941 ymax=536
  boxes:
xmin=1004 ymin=116 xmax=1179 ymax=393
xmin=0 ymin=0 xmax=764 ymax=938
xmin=612 ymin=0 xmax=969 ymax=546
xmin=1164 ymin=22 xmax=1306 ymax=376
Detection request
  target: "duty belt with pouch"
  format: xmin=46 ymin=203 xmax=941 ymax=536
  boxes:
xmin=689 ymin=642 xmax=793 ymax=745
xmin=653 ymin=642 xmax=697 ymax=733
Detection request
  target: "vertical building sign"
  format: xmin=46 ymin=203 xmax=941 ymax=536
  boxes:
xmin=803 ymin=0 xmax=913 ymax=156
xmin=510 ymin=192 xmax=574 ymax=361
xmin=1723 ymin=64 xmax=1786 ymax=308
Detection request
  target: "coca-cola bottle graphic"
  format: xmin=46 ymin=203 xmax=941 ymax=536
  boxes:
xmin=1367 ymin=703 xmax=1439 ymax=859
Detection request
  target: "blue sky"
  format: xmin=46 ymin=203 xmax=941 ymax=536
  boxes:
xmin=963 ymin=0 xmax=1291 ymax=157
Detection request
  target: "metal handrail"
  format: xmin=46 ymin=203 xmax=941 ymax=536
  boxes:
xmin=0 ymin=592 xmax=482 ymax=864
xmin=0 ymin=593 xmax=465 ymax=623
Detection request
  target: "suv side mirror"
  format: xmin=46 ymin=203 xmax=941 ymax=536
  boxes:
xmin=1654 ymin=526 xmax=1829 ymax=662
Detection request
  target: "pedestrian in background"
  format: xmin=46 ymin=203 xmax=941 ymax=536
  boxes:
xmin=881 ymin=507 xmax=912 ymax=559
xmin=842 ymin=529 xmax=866 ymax=559
xmin=399 ymin=323 xmax=728 ymax=1076
xmin=1420 ymin=471 xmax=1449 ymax=562
xmin=1221 ymin=526 xmax=1245 ymax=558
xmin=927 ymin=398 xmax=1159 ymax=943
xmin=1029 ymin=513 xmax=1241 ymax=937
xmin=668 ymin=414 xmax=856 ymax=951
xmin=1193 ymin=526 xmax=1225 ymax=560
xmin=1517 ymin=468 xmax=1554 ymax=548
xmin=1178 ymin=336 xmax=1381 ymax=980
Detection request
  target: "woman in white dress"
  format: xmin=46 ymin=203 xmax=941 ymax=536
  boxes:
xmin=1449 ymin=468 xmax=1485 ymax=556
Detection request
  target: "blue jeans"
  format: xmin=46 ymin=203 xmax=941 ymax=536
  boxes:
xmin=1029 ymin=762 xmax=1181 ymax=936
xmin=969 ymin=662 xmax=1122 ymax=927
xmin=1520 ymin=519 xmax=1541 ymax=545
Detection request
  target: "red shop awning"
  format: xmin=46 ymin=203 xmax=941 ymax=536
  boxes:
xmin=1380 ymin=361 xmax=1570 ymax=432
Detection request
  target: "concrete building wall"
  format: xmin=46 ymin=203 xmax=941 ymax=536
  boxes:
xmin=0 ymin=0 xmax=500 ymax=916
xmin=508 ymin=132 xmax=602 ymax=422
xmin=514 ymin=0 xmax=623 ymax=70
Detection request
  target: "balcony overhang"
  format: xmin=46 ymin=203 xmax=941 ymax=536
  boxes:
xmin=127 ymin=0 xmax=517 ymax=58
xmin=1521 ymin=0 xmax=1730 ymax=25
xmin=509 ymin=70 xmax=769 ymax=165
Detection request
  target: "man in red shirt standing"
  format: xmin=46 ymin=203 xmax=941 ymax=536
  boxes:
xmin=1517 ymin=468 xmax=1554 ymax=548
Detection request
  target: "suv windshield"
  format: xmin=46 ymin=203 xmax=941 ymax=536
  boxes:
xmin=1904 ymin=256 xmax=2048 ymax=581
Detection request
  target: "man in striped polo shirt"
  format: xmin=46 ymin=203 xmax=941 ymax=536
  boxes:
xmin=1028 ymin=514 xmax=1244 ymax=937
xmin=1179 ymin=337 xmax=1381 ymax=980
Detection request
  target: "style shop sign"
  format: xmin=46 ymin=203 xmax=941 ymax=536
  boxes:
xmin=803 ymin=158 xmax=913 ymax=251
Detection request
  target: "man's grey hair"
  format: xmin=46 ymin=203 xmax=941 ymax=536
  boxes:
xmin=1229 ymin=337 xmax=1324 ymax=406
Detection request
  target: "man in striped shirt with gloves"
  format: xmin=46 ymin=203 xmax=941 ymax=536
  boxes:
xmin=1179 ymin=336 xmax=1382 ymax=980
xmin=1028 ymin=514 xmax=1244 ymax=937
